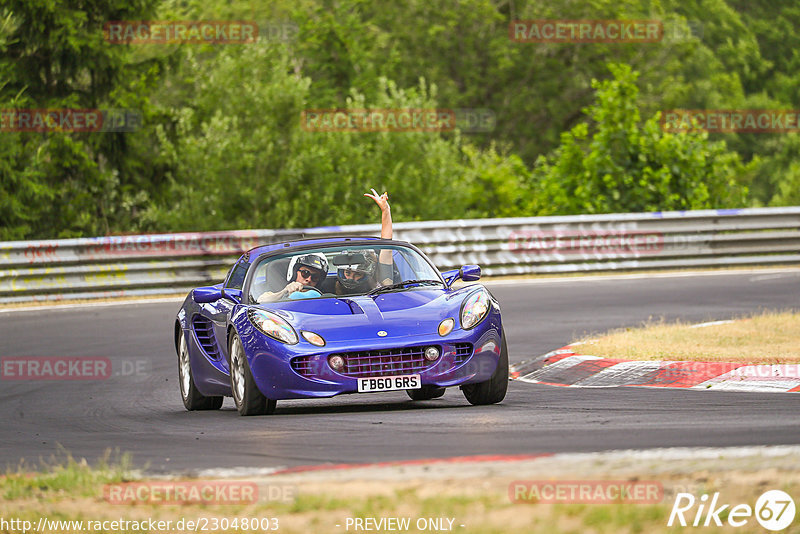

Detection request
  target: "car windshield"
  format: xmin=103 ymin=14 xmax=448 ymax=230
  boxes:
xmin=247 ymin=243 xmax=442 ymax=303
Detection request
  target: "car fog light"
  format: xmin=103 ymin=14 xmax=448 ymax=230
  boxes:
xmin=424 ymin=346 xmax=440 ymax=361
xmin=328 ymin=355 xmax=345 ymax=372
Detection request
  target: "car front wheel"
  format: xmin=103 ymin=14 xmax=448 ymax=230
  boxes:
xmin=229 ymin=332 xmax=276 ymax=416
xmin=461 ymin=330 xmax=509 ymax=405
xmin=178 ymin=330 xmax=223 ymax=411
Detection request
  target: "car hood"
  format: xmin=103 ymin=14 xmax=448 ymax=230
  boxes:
xmin=256 ymin=288 xmax=474 ymax=342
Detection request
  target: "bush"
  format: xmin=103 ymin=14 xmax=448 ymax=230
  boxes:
xmin=531 ymin=63 xmax=755 ymax=215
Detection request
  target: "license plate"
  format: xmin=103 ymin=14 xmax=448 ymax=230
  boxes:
xmin=357 ymin=374 xmax=421 ymax=393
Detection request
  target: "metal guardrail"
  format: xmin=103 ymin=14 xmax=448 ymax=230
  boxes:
xmin=1 ymin=207 xmax=799 ymax=304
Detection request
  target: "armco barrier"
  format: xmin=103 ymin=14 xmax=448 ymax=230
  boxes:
xmin=1 ymin=207 xmax=799 ymax=303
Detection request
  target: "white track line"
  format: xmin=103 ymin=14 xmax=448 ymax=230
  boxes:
xmin=0 ymin=296 xmax=184 ymax=314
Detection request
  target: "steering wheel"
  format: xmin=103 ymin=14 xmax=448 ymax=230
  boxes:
xmin=300 ymin=285 xmax=322 ymax=294
xmin=286 ymin=285 xmax=323 ymax=301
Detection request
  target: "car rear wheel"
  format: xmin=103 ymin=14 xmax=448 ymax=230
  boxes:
xmin=178 ymin=330 xmax=223 ymax=411
xmin=229 ymin=332 xmax=276 ymax=416
xmin=461 ymin=330 xmax=509 ymax=405
xmin=406 ymin=386 xmax=446 ymax=400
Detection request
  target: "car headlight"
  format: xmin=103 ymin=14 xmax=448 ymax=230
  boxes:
xmin=248 ymin=309 xmax=298 ymax=344
xmin=460 ymin=289 xmax=490 ymax=329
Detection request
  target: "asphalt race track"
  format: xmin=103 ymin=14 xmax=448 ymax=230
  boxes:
xmin=2 ymin=269 xmax=799 ymax=473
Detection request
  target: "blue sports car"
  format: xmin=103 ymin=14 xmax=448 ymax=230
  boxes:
xmin=174 ymin=237 xmax=507 ymax=415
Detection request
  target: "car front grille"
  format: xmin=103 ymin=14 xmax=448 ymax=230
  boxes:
xmin=291 ymin=356 xmax=315 ymax=377
xmin=292 ymin=345 xmax=441 ymax=379
xmin=454 ymin=343 xmax=473 ymax=365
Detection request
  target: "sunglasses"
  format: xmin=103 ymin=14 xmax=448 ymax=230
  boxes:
xmin=298 ymin=269 xmax=323 ymax=282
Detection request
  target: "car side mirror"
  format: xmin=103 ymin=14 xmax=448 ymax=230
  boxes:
xmin=193 ymin=286 xmax=223 ymax=303
xmin=222 ymin=288 xmax=242 ymax=303
xmin=442 ymin=264 xmax=481 ymax=288
xmin=460 ymin=264 xmax=481 ymax=281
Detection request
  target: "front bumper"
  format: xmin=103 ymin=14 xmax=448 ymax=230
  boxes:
xmin=237 ymin=313 xmax=503 ymax=400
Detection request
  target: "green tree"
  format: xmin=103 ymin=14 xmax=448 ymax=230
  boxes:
xmin=0 ymin=0 xmax=161 ymax=239
xmin=531 ymin=64 xmax=753 ymax=215
xmin=4 ymin=0 xmax=797 ymax=241
xmin=142 ymin=42 xmax=482 ymax=231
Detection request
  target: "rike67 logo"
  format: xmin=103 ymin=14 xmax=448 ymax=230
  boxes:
xmin=668 ymin=490 xmax=795 ymax=531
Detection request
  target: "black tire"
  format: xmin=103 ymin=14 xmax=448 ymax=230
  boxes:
xmin=229 ymin=332 xmax=277 ymax=416
xmin=407 ymin=386 xmax=446 ymax=401
xmin=177 ymin=330 xmax=223 ymax=411
xmin=461 ymin=330 xmax=509 ymax=405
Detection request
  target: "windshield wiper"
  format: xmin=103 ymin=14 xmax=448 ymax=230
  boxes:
xmin=367 ymin=279 xmax=444 ymax=295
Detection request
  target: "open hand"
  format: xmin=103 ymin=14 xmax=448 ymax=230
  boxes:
xmin=364 ymin=188 xmax=390 ymax=212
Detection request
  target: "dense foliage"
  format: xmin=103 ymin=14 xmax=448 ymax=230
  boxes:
xmin=1 ymin=0 xmax=797 ymax=239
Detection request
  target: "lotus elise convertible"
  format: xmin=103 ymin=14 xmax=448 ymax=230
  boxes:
xmin=174 ymin=237 xmax=507 ymax=415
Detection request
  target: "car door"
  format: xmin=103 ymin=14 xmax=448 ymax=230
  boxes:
xmin=210 ymin=259 xmax=249 ymax=367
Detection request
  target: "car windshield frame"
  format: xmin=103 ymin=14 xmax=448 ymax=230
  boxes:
xmin=242 ymin=239 xmax=444 ymax=304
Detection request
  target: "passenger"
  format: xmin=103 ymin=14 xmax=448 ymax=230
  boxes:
xmin=334 ymin=249 xmax=380 ymax=295
xmin=332 ymin=189 xmax=394 ymax=295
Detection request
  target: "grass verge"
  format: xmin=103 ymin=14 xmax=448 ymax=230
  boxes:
xmin=3 ymin=449 xmax=800 ymax=534
xmin=574 ymin=310 xmax=800 ymax=363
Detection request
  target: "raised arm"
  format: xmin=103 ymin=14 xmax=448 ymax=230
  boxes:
xmin=365 ymin=188 xmax=393 ymax=283
xmin=364 ymin=188 xmax=392 ymax=240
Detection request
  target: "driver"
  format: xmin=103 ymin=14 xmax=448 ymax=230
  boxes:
xmin=257 ymin=253 xmax=328 ymax=303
